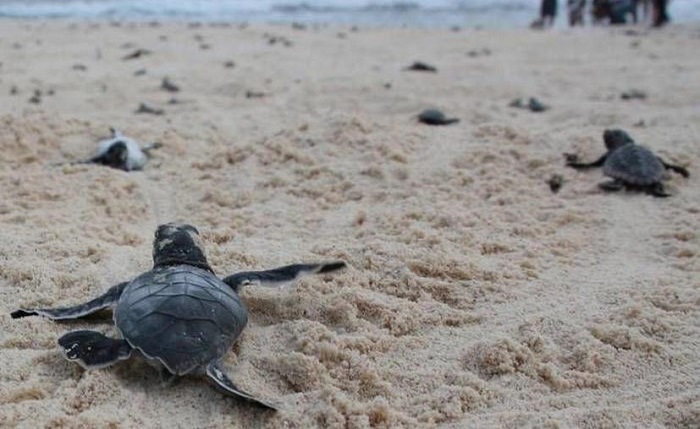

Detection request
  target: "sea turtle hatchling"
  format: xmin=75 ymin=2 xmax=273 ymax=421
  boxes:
xmin=417 ymin=109 xmax=459 ymax=126
xmin=75 ymin=127 xmax=161 ymax=171
xmin=11 ymin=223 xmax=346 ymax=410
xmin=565 ymin=129 xmax=689 ymax=197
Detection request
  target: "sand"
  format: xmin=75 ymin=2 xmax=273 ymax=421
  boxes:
xmin=0 ymin=19 xmax=698 ymax=428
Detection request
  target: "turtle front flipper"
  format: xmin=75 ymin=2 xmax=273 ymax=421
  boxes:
xmin=565 ymin=153 xmax=608 ymax=169
xmin=205 ymin=362 xmax=278 ymax=411
xmin=11 ymin=281 xmax=128 ymax=320
xmin=141 ymin=142 xmax=163 ymax=156
xmin=58 ymin=330 xmax=132 ymax=369
xmin=658 ymin=157 xmax=690 ymax=178
xmin=222 ymin=262 xmax=346 ymax=293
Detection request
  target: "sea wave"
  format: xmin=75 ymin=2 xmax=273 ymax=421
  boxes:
xmin=271 ymin=1 xmax=530 ymax=13
xmin=0 ymin=0 xmax=696 ymax=27
xmin=0 ymin=0 xmax=536 ymax=19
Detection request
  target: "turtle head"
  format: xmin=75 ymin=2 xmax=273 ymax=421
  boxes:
xmin=152 ymin=223 xmax=213 ymax=272
xmin=603 ymin=129 xmax=634 ymax=152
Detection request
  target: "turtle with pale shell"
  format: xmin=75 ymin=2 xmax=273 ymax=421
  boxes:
xmin=76 ymin=127 xmax=161 ymax=171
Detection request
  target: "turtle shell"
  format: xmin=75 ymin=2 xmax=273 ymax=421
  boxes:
xmin=603 ymin=144 xmax=665 ymax=186
xmin=418 ymin=109 xmax=446 ymax=122
xmin=97 ymin=137 xmax=146 ymax=171
xmin=418 ymin=109 xmax=459 ymax=125
xmin=115 ymin=265 xmax=247 ymax=375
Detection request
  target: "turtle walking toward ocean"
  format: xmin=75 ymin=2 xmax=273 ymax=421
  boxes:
xmin=11 ymin=223 xmax=346 ymax=410
xmin=417 ymin=109 xmax=459 ymax=126
xmin=73 ymin=127 xmax=161 ymax=171
xmin=565 ymin=129 xmax=689 ymax=197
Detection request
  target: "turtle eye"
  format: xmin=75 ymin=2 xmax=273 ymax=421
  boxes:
xmin=183 ymin=224 xmax=200 ymax=235
xmin=155 ymin=225 xmax=169 ymax=239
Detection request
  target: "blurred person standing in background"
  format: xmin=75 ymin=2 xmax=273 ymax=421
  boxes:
xmin=568 ymin=0 xmax=587 ymax=26
xmin=652 ymin=0 xmax=670 ymax=26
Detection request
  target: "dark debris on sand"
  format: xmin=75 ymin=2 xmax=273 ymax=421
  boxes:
xmin=135 ymin=103 xmax=164 ymax=115
xmin=28 ymin=90 xmax=42 ymax=104
xmin=123 ymin=49 xmax=151 ymax=60
xmin=466 ymin=48 xmax=492 ymax=57
xmin=546 ymin=174 xmax=564 ymax=193
xmin=264 ymin=34 xmax=293 ymax=47
xmin=621 ymin=89 xmax=647 ymax=100
xmin=245 ymin=90 xmax=266 ymax=99
xmin=161 ymin=78 xmax=180 ymax=92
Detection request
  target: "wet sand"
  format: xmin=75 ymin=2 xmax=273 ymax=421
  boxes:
xmin=0 ymin=20 xmax=698 ymax=428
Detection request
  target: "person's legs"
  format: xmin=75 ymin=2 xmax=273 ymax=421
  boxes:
xmin=652 ymin=0 xmax=669 ymax=26
xmin=541 ymin=0 xmax=557 ymax=26
xmin=659 ymin=0 xmax=669 ymax=24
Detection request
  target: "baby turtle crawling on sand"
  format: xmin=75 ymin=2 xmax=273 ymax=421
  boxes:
xmin=403 ymin=61 xmax=437 ymax=72
xmin=565 ymin=129 xmax=689 ymax=197
xmin=417 ymin=109 xmax=459 ymax=126
xmin=74 ymin=127 xmax=161 ymax=171
xmin=509 ymin=97 xmax=548 ymax=112
xmin=11 ymin=223 xmax=346 ymax=410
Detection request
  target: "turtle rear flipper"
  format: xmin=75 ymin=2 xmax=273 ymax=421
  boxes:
xmin=11 ymin=281 xmax=128 ymax=320
xmin=205 ymin=362 xmax=278 ymax=411
xmin=598 ymin=179 xmax=625 ymax=192
xmin=646 ymin=183 xmax=671 ymax=198
xmin=52 ymin=143 xmax=127 ymax=169
xmin=58 ymin=330 xmax=132 ymax=369
xmin=658 ymin=157 xmax=690 ymax=178
xmin=223 ymin=261 xmax=346 ymax=293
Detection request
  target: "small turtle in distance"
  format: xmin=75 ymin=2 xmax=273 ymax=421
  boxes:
xmin=161 ymin=77 xmax=180 ymax=92
xmin=11 ymin=222 xmax=347 ymax=410
xmin=417 ymin=109 xmax=459 ymax=126
xmin=135 ymin=102 xmax=164 ymax=115
xmin=122 ymin=48 xmax=151 ymax=60
xmin=69 ymin=127 xmax=161 ymax=171
xmin=621 ymin=89 xmax=647 ymax=100
xmin=509 ymin=97 xmax=548 ymax=112
xmin=565 ymin=129 xmax=689 ymax=197
xmin=403 ymin=61 xmax=437 ymax=72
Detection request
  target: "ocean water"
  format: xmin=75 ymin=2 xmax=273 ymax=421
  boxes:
xmin=0 ymin=0 xmax=698 ymax=28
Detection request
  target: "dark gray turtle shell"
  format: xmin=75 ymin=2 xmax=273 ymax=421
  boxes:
xmin=115 ymin=265 xmax=247 ymax=375
xmin=603 ymin=144 xmax=665 ymax=186
xmin=419 ymin=109 xmax=447 ymax=122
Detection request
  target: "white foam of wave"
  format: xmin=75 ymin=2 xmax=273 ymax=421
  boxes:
xmin=0 ymin=0 xmax=537 ymax=19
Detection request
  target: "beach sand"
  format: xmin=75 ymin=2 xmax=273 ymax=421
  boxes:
xmin=0 ymin=19 xmax=698 ymax=428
